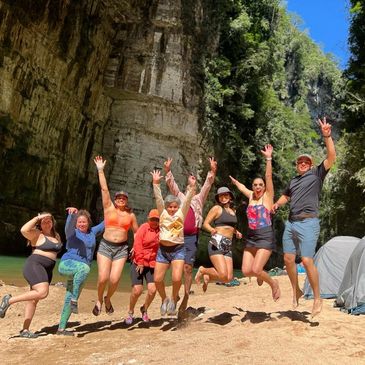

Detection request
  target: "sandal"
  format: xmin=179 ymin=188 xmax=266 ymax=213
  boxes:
xmin=19 ymin=329 xmax=38 ymax=339
xmin=0 ymin=294 xmax=12 ymax=318
xmin=92 ymin=302 xmax=102 ymax=316
xmin=104 ymin=296 xmax=114 ymax=315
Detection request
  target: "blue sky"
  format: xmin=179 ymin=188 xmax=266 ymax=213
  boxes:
xmin=285 ymin=0 xmax=351 ymax=69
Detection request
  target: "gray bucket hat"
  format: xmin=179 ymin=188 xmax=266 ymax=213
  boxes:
xmin=215 ymin=187 xmax=234 ymax=203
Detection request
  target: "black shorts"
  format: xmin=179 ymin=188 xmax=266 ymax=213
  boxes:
xmin=130 ymin=262 xmax=154 ymax=286
xmin=23 ymin=254 xmax=56 ymax=287
xmin=245 ymin=226 xmax=276 ymax=251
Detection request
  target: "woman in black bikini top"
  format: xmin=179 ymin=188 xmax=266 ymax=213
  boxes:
xmin=0 ymin=212 xmax=62 ymax=338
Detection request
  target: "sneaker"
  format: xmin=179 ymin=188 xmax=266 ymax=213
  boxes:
xmin=160 ymin=298 xmax=169 ymax=316
xmin=19 ymin=329 xmax=38 ymax=339
xmin=140 ymin=306 xmax=150 ymax=322
xmin=167 ymin=300 xmax=176 ymax=316
xmin=0 ymin=294 xmax=12 ymax=318
xmin=56 ymin=330 xmax=75 ymax=337
xmin=124 ymin=312 xmax=134 ymax=325
xmin=70 ymin=299 xmax=78 ymax=314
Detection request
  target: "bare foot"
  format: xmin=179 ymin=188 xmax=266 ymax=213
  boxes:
xmin=257 ymin=278 xmax=263 ymax=286
xmin=271 ymin=279 xmax=281 ymax=302
xmin=195 ymin=266 xmax=203 ymax=286
xmin=292 ymin=288 xmax=303 ymax=309
xmin=311 ymin=298 xmax=323 ymax=318
xmin=202 ymin=274 xmax=209 ymax=292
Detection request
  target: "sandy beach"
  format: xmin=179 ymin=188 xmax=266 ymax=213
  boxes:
xmin=0 ymin=275 xmax=364 ymax=365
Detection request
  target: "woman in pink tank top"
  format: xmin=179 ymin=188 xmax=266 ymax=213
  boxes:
xmin=230 ymin=145 xmax=280 ymax=302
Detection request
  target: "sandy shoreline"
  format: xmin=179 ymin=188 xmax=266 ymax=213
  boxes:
xmin=0 ymin=276 xmax=364 ymax=365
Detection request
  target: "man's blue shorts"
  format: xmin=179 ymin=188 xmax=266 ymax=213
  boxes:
xmin=282 ymin=218 xmax=320 ymax=258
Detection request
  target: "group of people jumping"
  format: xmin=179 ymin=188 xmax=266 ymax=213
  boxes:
xmin=0 ymin=117 xmax=335 ymax=338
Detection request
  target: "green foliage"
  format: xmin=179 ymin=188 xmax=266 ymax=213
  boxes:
xmin=322 ymin=0 xmax=365 ymax=240
xmin=200 ymin=0 xmax=345 ymax=266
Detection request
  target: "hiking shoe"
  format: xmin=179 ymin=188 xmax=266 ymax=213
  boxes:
xmin=160 ymin=298 xmax=169 ymax=316
xmin=56 ymin=330 xmax=75 ymax=337
xmin=70 ymin=299 xmax=78 ymax=314
xmin=0 ymin=294 xmax=11 ymax=318
xmin=140 ymin=306 xmax=150 ymax=322
xmin=124 ymin=312 xmax=134 ymax=325
xmin=167 ymin=300 xmax=176 ymax=316
xmin=19 ymin=330 xmax=38 ymax=339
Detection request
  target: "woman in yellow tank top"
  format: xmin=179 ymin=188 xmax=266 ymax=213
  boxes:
xmin=92 ymin=156 xmax=139 ymax=316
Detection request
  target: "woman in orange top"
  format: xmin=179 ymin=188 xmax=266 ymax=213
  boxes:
xmin=93 ymin=156 xmax=139 ymax=315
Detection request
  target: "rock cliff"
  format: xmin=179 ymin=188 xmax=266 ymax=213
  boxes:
xmin=0 ymin=0 xmax=208 ymax=252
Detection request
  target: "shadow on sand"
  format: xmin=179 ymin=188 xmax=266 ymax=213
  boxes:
xmin=234 ymin=307 xmax=319 ymax=327
xmin=32 ymin=305 xmax=318 ymax=338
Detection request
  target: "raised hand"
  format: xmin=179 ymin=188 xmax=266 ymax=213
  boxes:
xmin=229 ymin=175 xmax=239 ymax=185
xmin=317 ymin=116 xmax=332 ymax=137
xmin=150 ymin=170 xmax=163 ymax=184
xmin=188 ymin=174 xmax=197 ymax=187
xmin=94 ymin=156 xmax=106 ymax=171
xmin=209 ymin=157 xmax=217 ymax=174
xmin=261 ymin=144 xmax=273 ymax=159
xmin=163 ymin=157 xmax=173 ymax=173
xmin=66 ymin=207 xmax=78 ymax=215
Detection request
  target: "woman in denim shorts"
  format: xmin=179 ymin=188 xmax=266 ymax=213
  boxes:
xmin=151 ymin=169 xmax=196 ymax=316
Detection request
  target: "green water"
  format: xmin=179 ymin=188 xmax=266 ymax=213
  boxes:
xmin=0 ymin=255 xmax=137 ymax=292
xmin=0 ymin=255 xmax=243 ymax=292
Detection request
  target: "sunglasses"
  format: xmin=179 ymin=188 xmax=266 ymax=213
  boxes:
xmin=296 ymin=159 xmax=311 ymax=165
xmin=253 ymin=183 xmax=264 ymax=187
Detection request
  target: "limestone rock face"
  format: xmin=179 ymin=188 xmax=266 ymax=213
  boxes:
xmin=0 ymin=0 xmax=208 ymax=252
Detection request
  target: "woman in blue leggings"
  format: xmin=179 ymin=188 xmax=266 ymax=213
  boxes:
xmin=57 ymin=208 xmax=104 ymax=336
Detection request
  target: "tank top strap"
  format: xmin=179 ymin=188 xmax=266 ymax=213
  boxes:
xmin=249 ymin=193 xmax=264 ymax=205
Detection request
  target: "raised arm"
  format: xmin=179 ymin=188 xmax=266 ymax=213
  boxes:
xmin=203 ymin=205 xmax=220 ymax=235
xmin=94 ymin=156 xmax=113 ymax=210
xmin=164 ymin=157 xmax=183 ymax=198
xmin=261 ymin=144 xmax=274 ymax=200
xmin=318 ymin=117 xmax=336 ymax=170
xmin=195 ymin=157 xmax=217 ymax=205
xmin=229 ymin=176 xmax=252 ymax=199
xmin=91 ymin=221 xmax=105 ymax=236
xmin=181 ymin=175 xmax=197 ymax=217
xmin=151 ymin=170 xmax=165 ymax=215
xmin=20 ymin=213 xmax=50 ymax=242
xmin=65 ymin=207 xmax=78 ymax=239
